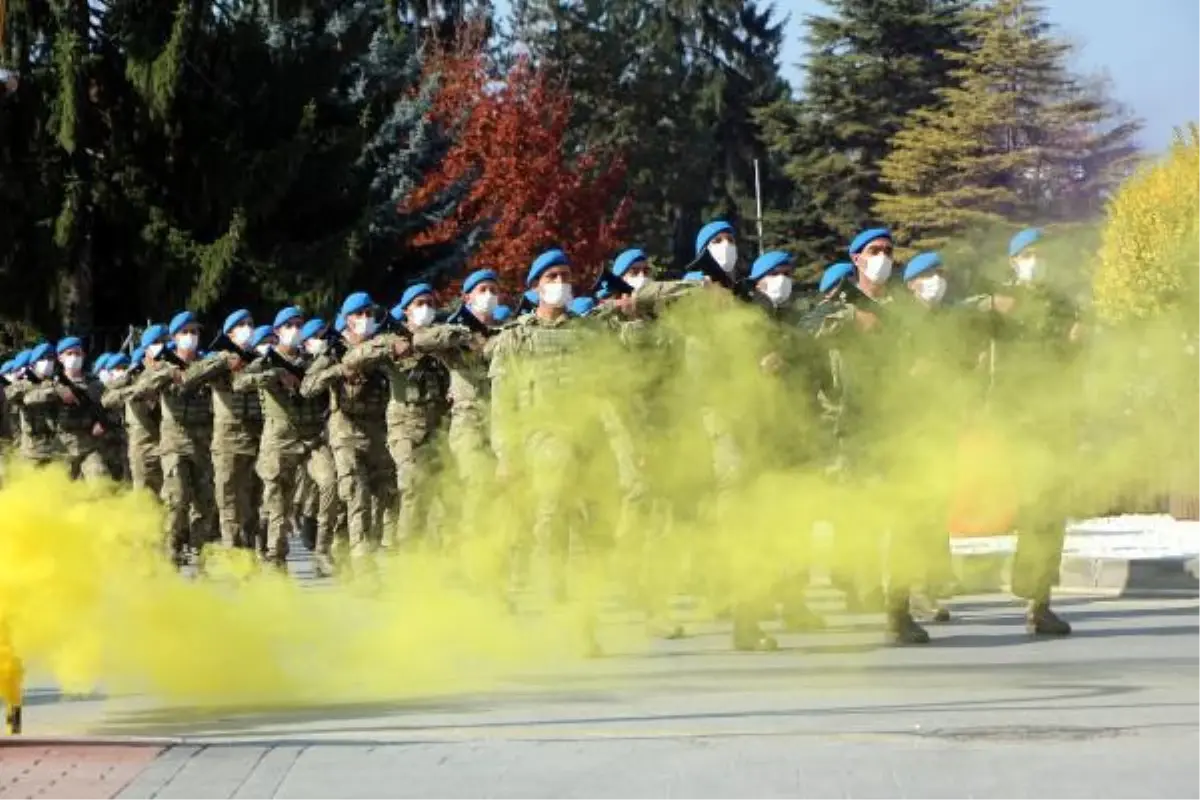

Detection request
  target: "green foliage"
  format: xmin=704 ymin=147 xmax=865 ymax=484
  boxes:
xmin=875 ymin=0 xmax=1141 ymax=251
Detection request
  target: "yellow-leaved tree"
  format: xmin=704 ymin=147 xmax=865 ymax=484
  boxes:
xmin=1094 ymin=124 xmax=1200 ymax=325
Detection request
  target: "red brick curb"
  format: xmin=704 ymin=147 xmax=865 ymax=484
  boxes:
xmin=0 ymin=743 xmax=165 ymax=799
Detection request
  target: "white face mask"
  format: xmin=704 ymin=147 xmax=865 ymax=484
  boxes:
xmin=60 ymin=354 xmax=83 ymax=374
xmin=914 ymin=274 xmax=947 ymax=304
xmin=625 ymin=274 xmax=648 ymax=291
xmin=255 ymin=343 xmax=271 ymax=356
xmin=33 ymin=359 xmax=54 ymax=379
xmin=278 ymin=327 xmax=302 ymax=348
xmin=1014 ymin=256 xmax=1039 ymax=283
xmin=110 ymin=368 xmax=127 ymax=383
xmin=351 ymin=316 xmax=376 ymax=337
xmin=761 ymin=274 xmax=793 ymax=306
xmin=862 ymin=254 xmax=893 ymax=284
xmin=305 ymin=338 xmax=328 ymax=356
xmin=147 ymin=343 xmax=164 ymax=359
xmin=469 ymin=292 xmax=498 ymax=316
xmin=176 ymin=333 xmax=199 ymax=353
xmin=707 ymin=240 xmax=738 ymax=273
xmin=408 ymin=304 xmax=437 ymax=328
xmin=99 ymin=369 xmax=112 ymax=385
xmin=230 ymin=325 xmax=253 ymax=346
xmin=540 ymin=281 xmax=572 ymax=308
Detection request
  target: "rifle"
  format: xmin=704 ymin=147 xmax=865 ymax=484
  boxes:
xmin=446 ymin=303 xmax=499 ymax=338
xmin=52 ymin=366 xmax=121 ymax=431
xmin=517 ymin=291 xmax=537 ymax=316
xmin=208 ymin=331 xmax=255 ymax=363
xmin=154 ymin=346 xmax=189 ymax=370
xmin=684 ymin=251 xmax=775 ymax=311
xmin=592 ymin=268 xmax=635 ymax=298
xmin=266 ymin=347 xmax=307 ymax=382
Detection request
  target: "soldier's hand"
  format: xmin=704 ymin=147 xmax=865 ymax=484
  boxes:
xmin=992 ymin=295 xmax=1016 ymax=314
xmin=613 ymin=295 xmax=638 ymax=318
xmin=281 ymin=371 xmax=301 ymax=391
xmin=58 ymin=387 xmax=79 ymax=405
xmin=760 ymin=352 xmax=784 ymax=374
xmin=91 ymin=422 xmax=106 ymax=437
xmin=853 ymin=308 xmax=881 ymax=332
xmin=393 ymin=337 xmax=412 ymax=359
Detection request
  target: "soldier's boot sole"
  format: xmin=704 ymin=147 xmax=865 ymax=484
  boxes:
xmin=1026 ymin=603 xmax=1071 ymax=636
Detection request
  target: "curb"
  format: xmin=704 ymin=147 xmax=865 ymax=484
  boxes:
xmin=952 ymin=552 xmax=1199 ymax=598
xmin=0 ymin=735 xmax=183 ymax=748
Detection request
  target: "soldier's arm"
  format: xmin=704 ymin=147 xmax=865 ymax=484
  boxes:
xmin=128 ymin=365 xmax=174 ymax=400
xmin=631 ymin=279 xmax=701 ymax=317
xmin=412 ymin=325 xmax=471 ymax=355
xmin=101 ymin=379 xmax=137 ymax=410
xmin=178 ymin=352 xmax=235 ymax=390
xmin=231 ymin=358 xmax=277 ymax=393
xmin=21 ymin=382 xmax=61 ymax=407
xmin=298 ymin=355 xmax=346 ymax=398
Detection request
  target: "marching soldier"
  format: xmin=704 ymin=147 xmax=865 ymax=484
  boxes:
xmin=10 ymin=343 xmax=62 ymax=467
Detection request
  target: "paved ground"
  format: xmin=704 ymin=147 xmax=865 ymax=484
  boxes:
xmin=6 ymin=591 xmax=1197 ymax=799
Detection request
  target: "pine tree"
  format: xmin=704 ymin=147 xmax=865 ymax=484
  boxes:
xmin=874 ymin=0 xmax=1141 ymax=251
xmin=758 ymin=0 xmax=970 ymax=269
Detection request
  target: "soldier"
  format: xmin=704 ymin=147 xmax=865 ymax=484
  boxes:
xmin=977 ymin=228 xmax=1078 ymax=636
xmin=301 ymin=292 xmax=408 ymax=570
xmin=383 ymin=284 xmax=459 ymax=549
xmin=10 ymin=343 xmax=61 ymax=466
xmin=290 ymin=317 xmax=332 ymax=553
xmin=232 ymin=308 xmax=337 ymax=574
xmin=101 ymin=327 xmax=166 ymax=496
xmin=175 ymin=309 xmax=262 ymax=552
xmin=20 ymin=337 xmax=114 ymax=482
xmin=443 ymin=269 xmax=503 ymax=545
xmin=813 ymin=229 xmax=930 ymax=645
xmin=486 ymin=248 xmax=602 ymax=655
xmin=130 ymin=311 xmax=219 ymax=567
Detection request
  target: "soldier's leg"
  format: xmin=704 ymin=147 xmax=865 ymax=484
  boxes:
xmin=159 ymin=453 xmax=191 ymax=566
xmin=256 ymin=451 xmax=296 ymax=570
xmin=388 ymin=429 xmax=422 ymax=549
xmin=528 ymin=432 xmax=572 ymax=603
xmin=293 ymin=468 xmax=318 ymax=552
xmin=211 ymin=450 xmax=243 ymax=549
xmin=333 ymin=445 xmax=374 ymax=566
xmin=883 ymin=522 xmax=931 ymax=645
xmin=1011 ymin=516 xmax=1070 ymax=635
xmin=447 ymin=416 xmax=491 ymax=544
xmin=190 ymin=451 xmax=219 ymax=556
xmin=306 ymin=445 xmax=340 ymax=577
xmin=233 ymin=453 xmax=257 ymax=550
xmin=79 ymin=450 xmax=113 ymax=483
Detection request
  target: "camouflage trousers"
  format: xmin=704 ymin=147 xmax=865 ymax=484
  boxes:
xmin=213 ymin=448 xmax=258 ymax=549
xmin=160 ymin=450 xmax=217 ymax=559
xmin=387 ymin=405 xmax=444 ymax=549
xmin=446 ymin=407 xmax=492 ymax=541
xmin=64 ymin=448 xmax=114 ymax=482
xmin=128 ymin=440 xmax=162 ymax=496
xmin=257 ymin=444 xmax=337 ymax=565
xmin=332 ymin=435 xmax=395 ymax=562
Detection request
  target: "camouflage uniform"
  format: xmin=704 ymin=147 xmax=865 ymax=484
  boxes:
xmin=102 ymin=369 xmax=163 ymax=494
xmin=21 ymin=375 xmax=114 ymax=481
xmin=234 ymin=350 xmax=336 ymax=569
xmin=441 ymin=336 xmax=495 ymax=540
xmin=6 ymin=379 xmax=60 ymax=465
xmin=179 ymin=352 xmax=263 ymax=550
xmin=131 ymin=358 xmax=219 ymax=561
xmin=300 ymin=342 xmax=394 ymax=564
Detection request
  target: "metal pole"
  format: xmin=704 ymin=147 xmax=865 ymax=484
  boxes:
xmin=753 ymin=159 xmax=765 ymax=256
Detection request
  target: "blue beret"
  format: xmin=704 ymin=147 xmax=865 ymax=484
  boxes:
xmin=903 ymin=251 xmax=943 ymax=282
xmin=596 ymin=286 xmax=612 ymax=300
xmin=13 ymin=350 xmax=31 ymax=369
xmin=1009 ymin=227 xmax=1042 ymax=257
xmin=389 ymin=303 xmax=405 ymax=322
xmin=168 ymin=311 xmax=197 ymax=336
xmin=462 ymin=269 xmax=499 ymax=294
xmin=340 ymin=292 xmax=374 ymax=317
xmin=527 ymin=249 xmax=569 ymax=287
xmin=695 ymin=221 xmax=734 ymax=256
xmin=334 ymin=313 xmax=347 ymax=333
xmin=523 ymin=289 xmax=539 ymax=308
xmin=683 ymin=270 xmax=706 ymax=283
xmin=612 ymin=248 xmax=647 ymax=277
xmin=140 ymin=324 xmax=167 ymax=348
xmin=91 ymin=353 xmax=111 ymax=375
xmin=108 ymin=353 xmax=130 ymax=369
xmin=273 ymin=306 xmax=304 ymax=329
xmin=300 ymin=318 xmax=327 ymax=342
xmin=492 ymin=305 xmax=512 ymax=323
xmin=249 ymin=325 xmax=274 ymax=348
xmin=399 ymin=283 xmax=434 ymax=311
xmin=223 ymin=309 xmax=252 ymax=334
xmin=749 ymin=251 xmax=795 ymax=282
xmin=569 ymin=296 xmax=596 ymax=317
xmin=819 ymin=262 xmax=855 ymax=294
xmin=131 ymin=346 xmax=145 ymax=364
xmin=56 ymin=336 xmax=83 ymax=355
xmin=30 ymin=342 xmax=53 ymax=363
xmin=848 ymin=228 xmax=892 ymax=256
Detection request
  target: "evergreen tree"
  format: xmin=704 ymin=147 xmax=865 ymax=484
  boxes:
xmin=509 ymin=0 xmax=787 ymax=268
xmin=874 ymin=0 xmax=1141 ymax=252
xmin=758 ymin=0 xmax=970 ymax=269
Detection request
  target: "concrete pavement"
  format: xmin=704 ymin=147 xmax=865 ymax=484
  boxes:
xmin=8 ymin=592 xmax=1198 ymax=798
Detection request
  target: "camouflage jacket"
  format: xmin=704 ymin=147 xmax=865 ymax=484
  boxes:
xmin=22 ymin=374 xmax=108 ymax=457
xmin=131 ymin=358 xmax=215 ymax=456
xmin=233 ymin=350 xmax=326 ymax=456
xmin=103 ymin=370 xmax=161 ymax=451
xmin=5 ymin=379 xmax=60 ymax=461
xmin=179 ymin=351 xmax=262 ymax=456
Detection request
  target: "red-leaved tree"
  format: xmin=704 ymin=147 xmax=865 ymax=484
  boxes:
xmin=409 ymin=42 xmax=632 ymax=297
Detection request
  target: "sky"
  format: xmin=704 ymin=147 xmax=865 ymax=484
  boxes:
xmin=777 ymin=0 xmax=1199 ymax=154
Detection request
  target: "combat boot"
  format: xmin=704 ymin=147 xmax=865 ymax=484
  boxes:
xmin=910 ymin=594 xmax=952 ymax=623
xmin=731 ymin=605 xmax=778 ymax=652
xmin=299 ymin=517 xmax=318 ymax=552
xmin=885 ymin=594 xmax=930 ymax=645
xmin=1026 ymin=601 xmax=1071 ymax=636
xmin=3 ymin=704 xmax=20 ymax=735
